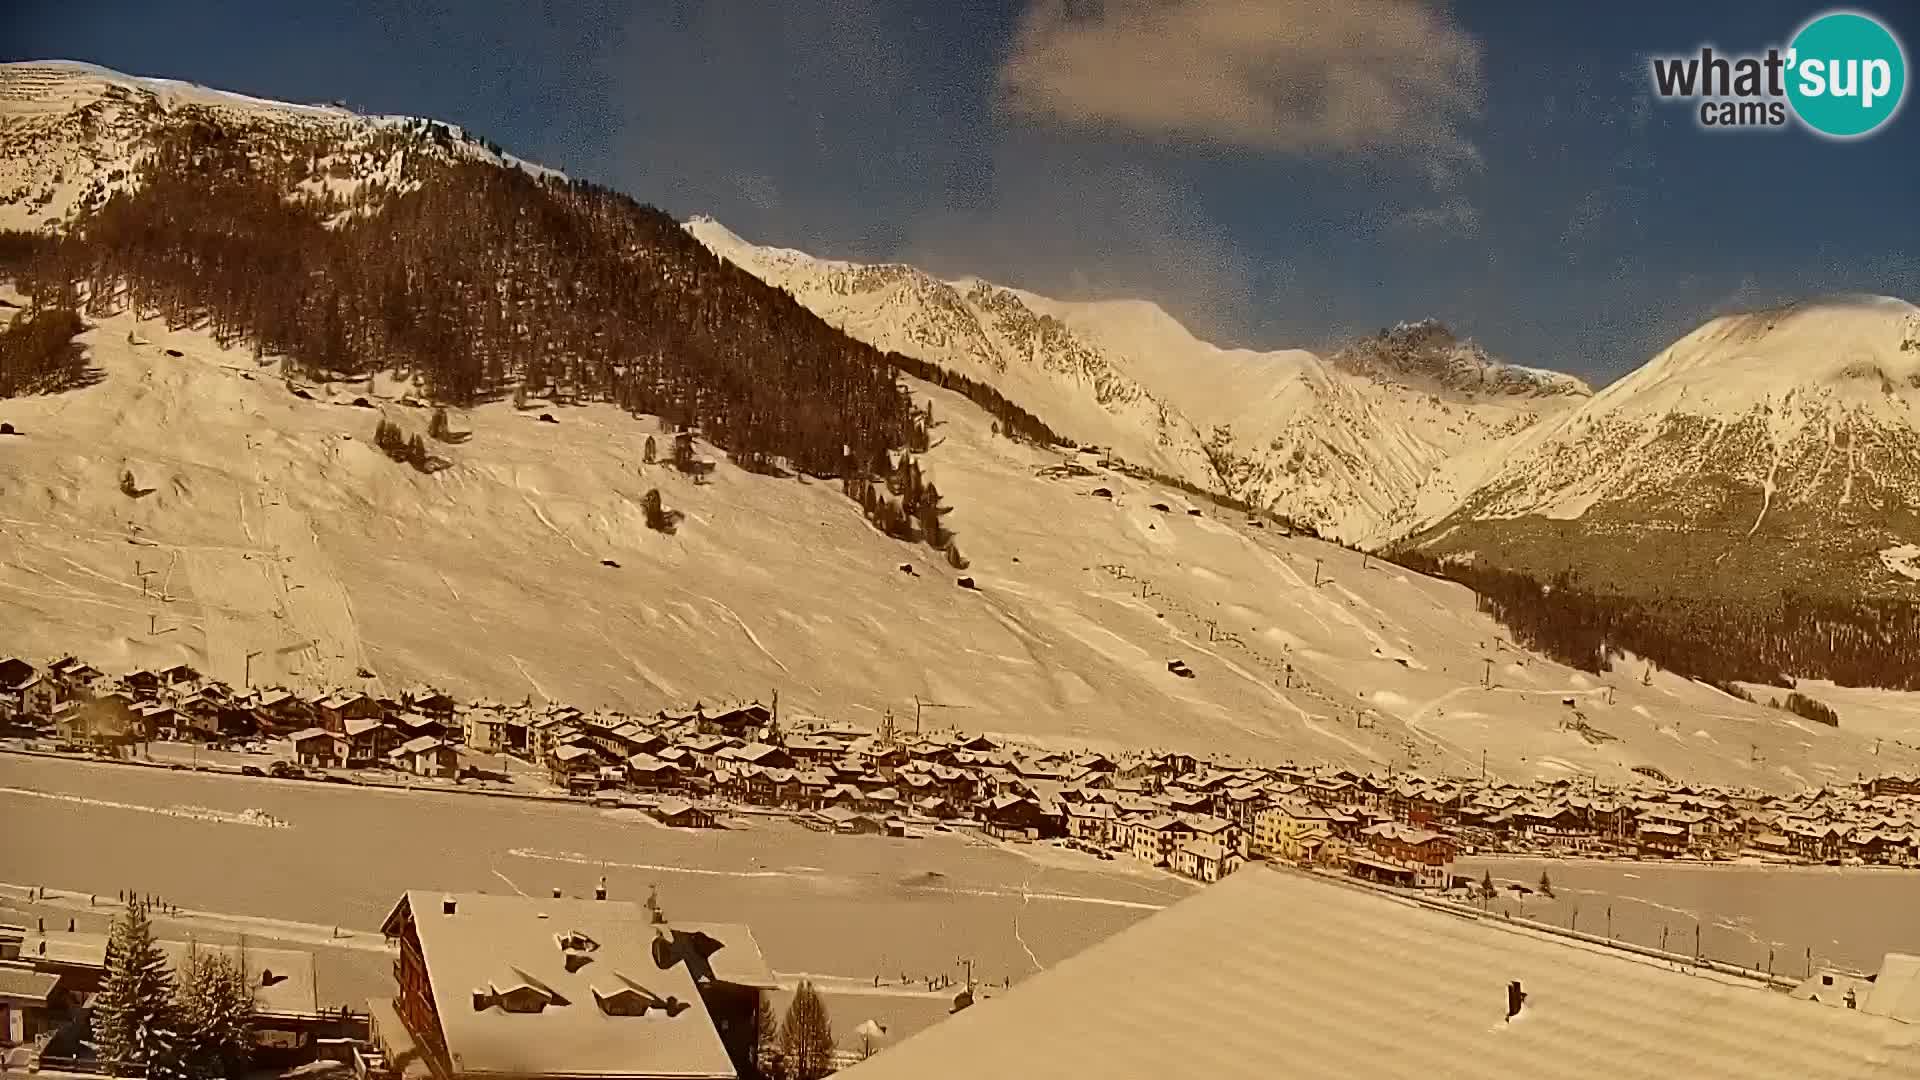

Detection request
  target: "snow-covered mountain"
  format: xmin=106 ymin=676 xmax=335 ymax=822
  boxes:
xmin=1414 ymin=295 xmax=1920 ymax=600
xmin=687 ymin=218 xmax=1592 ymax=544
xmin=3 ymin=60 xmax=1593 ymax=548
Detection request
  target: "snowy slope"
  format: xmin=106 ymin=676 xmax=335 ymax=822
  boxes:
xmin=1417 ymin=296 xmax=1920 ymax=598
xmin=687 ymin=219 xmax=1590 ymax=545
xmin=0 ymin=299 xmax=1908 ymax=792
xmin=0 ymin=60 xmax=561 ymax=232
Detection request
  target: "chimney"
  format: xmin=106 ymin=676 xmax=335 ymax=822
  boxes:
xmin=595 ymin=876 xmax=607 ymax=901
xmin=442 ymin=896 xmax=457 ymax=916
xmin=1506 ymin=980 xmax=1526 ymax=1020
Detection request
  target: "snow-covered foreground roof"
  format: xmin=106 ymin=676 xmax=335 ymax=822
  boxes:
xmin=843 ymin=865 xmax=1920 ymax=1080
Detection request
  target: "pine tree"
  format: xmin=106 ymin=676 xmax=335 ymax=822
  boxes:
xmin=95 ymin=899 xmax=185 ymax=1079
xmin=428 ymin=407 xmax=450 ymax=442
xmin=642 ymin=488 xmax=677 ymax=534
xmin=1537 ymin=871 xmax=1554 ymax=899
xmin=407 ymin=433 xmax=429 ymax=470
xmin=643 ymin=435 xmax=656 ymax=465
xmin=1477 ymin=870 xmax=1498 ymax=907
xmin=177 ymin=948 xmax=255 ymax=1079
xmin=778 ymin=980 xmax=834 ymax=1080
xmin=946 ymin=541 xmax=968 ymax=571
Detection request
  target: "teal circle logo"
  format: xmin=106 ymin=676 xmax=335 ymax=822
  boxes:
xmin=1787 ymin=11 xmax=1907 ymax=138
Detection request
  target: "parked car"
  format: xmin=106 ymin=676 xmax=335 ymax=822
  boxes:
xmin=240 ymin=765 xmax=265 ymax=777
xmin=267 ymin=761 xmax=303 ymax=779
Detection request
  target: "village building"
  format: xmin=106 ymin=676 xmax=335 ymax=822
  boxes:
xmin=391 ymin=736 xmax=459 ymax=779
xmin=374 ymin=890 xmax=775 ymax=1080
xmin=403 ymin=687 xmax=458 ymax=723
xmin=1064 ymin=801 xmax=1118 ymax=845
xmin=345 ymin=718 xmax=401 ymax=767
xmin=0 ymin=659 xmax=57 ymax=722
xmin=810 ymin=806 xmax=887 ymax=835
xmin=651 ymin=798 xmax=718 ymax=829
xmin=1170 ymin=839 xmax=1241 ymax=883
xmin=697 ymin=702 xmax=771 ymax=740
xmin=290 ymin=727 xmax=348 ymax=769
xmin=56 ymin=693 xmax=143 ymax=756
xmin=548 ymin=743 xmax=604 ymax=793
xmin=1128 ymin=815 xmax=1194 ymax=866
xmin=627 ymin=755 xmax=687 ymax=793
xmin=461 ymin=708 xmax=516 ymax=755
xmin=982 ymin=795 xmax=1056 ymax=841
xmin=1351 ymin=822 xmax=1455 ymax=889
xmin=1252 ymin=801 xmax=1336 ymax=864
xmin=315 ymin=692 xmax=385 ymax=732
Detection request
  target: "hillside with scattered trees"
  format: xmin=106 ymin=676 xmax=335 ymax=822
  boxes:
xmin=0 ymin=118 xmax=1064 ymax=539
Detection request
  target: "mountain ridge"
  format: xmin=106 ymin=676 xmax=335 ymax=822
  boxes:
xmin=686 ymin=217 xmax=1594 ymax=546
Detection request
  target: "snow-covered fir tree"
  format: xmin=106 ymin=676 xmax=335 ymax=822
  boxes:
xmin=177 ymin=947 xmax=256 ymax=1079
xmin=94 ymin=899 xmax=185 ymax=1079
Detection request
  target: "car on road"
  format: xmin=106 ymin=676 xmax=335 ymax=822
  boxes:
xmin=267 ymin=761 xmax=303 ymax=780
xmin=240 ymin=765 xmax=265 ymax=777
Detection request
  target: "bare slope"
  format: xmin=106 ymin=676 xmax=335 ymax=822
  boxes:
xmin=1 ymin=304 xmax=1910 ymax=792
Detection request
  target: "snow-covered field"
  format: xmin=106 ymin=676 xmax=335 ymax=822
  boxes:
xmin=1459 ymin=856 xmax=1920 ymax=974
xmin=0 ymin=301 xmax=1913 ymax=790
xmin=0 ymin=754 xmax=1184 ymax=989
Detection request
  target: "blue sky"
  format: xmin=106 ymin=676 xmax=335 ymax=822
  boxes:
xmin=7 ymin=0 xmax=1917 ymax=382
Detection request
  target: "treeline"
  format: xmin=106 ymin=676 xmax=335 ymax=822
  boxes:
xmin=0 ymin=305 xmax=90 ymax=397
xmin=1385 ymin=549 xmax=1920 ymax=691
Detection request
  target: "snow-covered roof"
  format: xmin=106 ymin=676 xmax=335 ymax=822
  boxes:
xmin=384 ymin=891 xmax=740 ymax=1079
xmin=840 ymin=867 xmax=1920 ymax=1080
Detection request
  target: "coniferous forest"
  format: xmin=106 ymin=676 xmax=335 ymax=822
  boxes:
xmin=0 ymin=119 xmax=1063 ymax=521
xmin=1385 ymin=549 xmax=1920 ymax=693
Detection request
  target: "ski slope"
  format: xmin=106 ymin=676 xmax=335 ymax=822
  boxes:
xmin=0 ymin=300 xmax=1909 ymax=792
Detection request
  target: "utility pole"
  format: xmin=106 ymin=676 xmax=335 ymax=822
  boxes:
xmin=1480 ymin=748 xmax=1487 ymax=784
xmin=1312 ymin=559 xmax=1323 ymax=587
xmin=913 ymin=696 xmax=968 ymax=738
xmin=244 ymin=649 xmax=264 ymax=689
xmin=1483 ymin=659 xmax=1493 ymax=689
xmin=957 ymin=956 xmax=974 ymax=995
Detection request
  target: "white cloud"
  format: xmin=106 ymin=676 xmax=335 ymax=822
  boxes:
xmin=901 ymin=140 xmax=1275 ymax=347
xmin=998 ymin=0 xmax=1485 ymax=171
